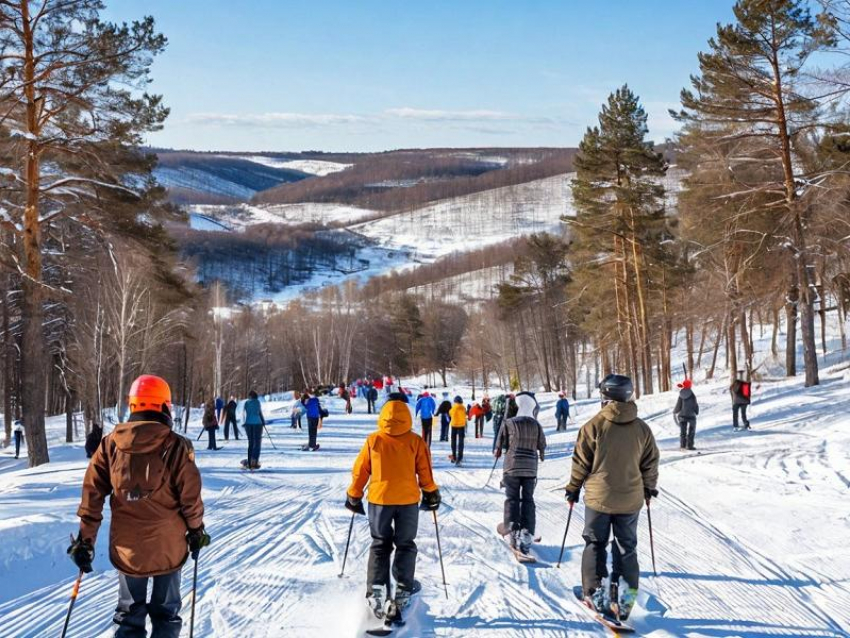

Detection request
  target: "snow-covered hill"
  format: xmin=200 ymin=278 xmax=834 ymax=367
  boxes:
xmin=235 ymin=155 xmax=352 ymax=176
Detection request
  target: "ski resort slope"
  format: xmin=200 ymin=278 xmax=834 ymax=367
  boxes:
xmin=1 ymin=368 xmax=849 ymax=637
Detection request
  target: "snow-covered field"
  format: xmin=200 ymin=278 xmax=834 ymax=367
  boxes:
xmin=1 ymin=360 xmax=849 ymax=637
xmin=234 ymin=156 xmax=352 ymax=176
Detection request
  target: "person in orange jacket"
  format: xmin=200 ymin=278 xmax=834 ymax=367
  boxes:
xmin=449 ymin=395 xmax=468 ymax=464
xmin=346 ymin=393 xmax=441 ymax=622
xmin=469 ymin=402 xmax=485 ymax=438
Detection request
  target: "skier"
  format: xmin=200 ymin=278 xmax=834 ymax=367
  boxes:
xmin=346 ymin=395 xmax=440 ymax=625
xmin=449 ymin=396 xmax=467 ymax=464
xmin=436 ymin=392 xmax=452 ymax=442
xmin=482 ymin=395 xmax=492 ymax=424
xmin=470 ymin=402 xmax=485 ymax=438
xmin=673 ymin=379 xmax=699 ymax=450
xmin=84 ymin=422 xmax=103 ymax=459
xmin=555 ymin=392 xmax=571 ymax=432
xmin=290 ymin=400 xmax=303 ymax=429
xmin=340 ymin=383 xmax=353 ymax=415
xmin=243 ymin=390 xmax=265 ymax=469
xmin=214 ymin=394 xmax=224 ymax=423
xmin=303 ymin=390 xmax=324 ymax=451
xmin=223 ymin=395 xmax=239 ymax=440
xmin=13 ymin=418 xmax=23 ymax=459
xmin=414 ymin=390 xmax=437 ymax=447
xmin=367 ymin=383 xmax=379 ymax=415
xmin=491 ymin=394 xmax=506 ymax=452
xmin=68 ymin=374 xmax=209 ymax=638
xmin=494 ymin=393 xmax=546 ymax=557
xmin=564 ymin=373 xmax=659 ymax=621
xmin=202 ymin=401 xmax=221 ymax=451
xmin=730 ymin=372 xmax=751 ymax=431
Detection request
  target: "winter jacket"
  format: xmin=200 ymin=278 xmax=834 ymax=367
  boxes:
xmin=77 ymin=413 xmax=204 ymax=577
xmin=469 ymin=404 xmax=484 ymax=419
xmin=84 ymin=426 xmax=103 ymax=458
xmin=482 ymin=398 xmax=492 ymax=415
xmin=566 ymin=401 xmax=659 ymax=515
xmin=304 ymin=396 xmax=323 ymax=419
xmin=225 ymin=400 xmax=238 ymax=419
xmin=202 ymin=406 xmax=218 ymax=430
xmin=243 ymin=398 xmax=265 ymax=426
xmin=492 ymin=395 xmax=507 ymax=418
xmin=506 ymin=397 xmax=518 ymax=419
xmin=214 ymin=397 xmax=224 ymax=414
xmin=436 ymin=400 xmax=452 ymax=416
xmin=496 ymin=416 xmax=547 ymax=478
xmin=367 ymin=387 xmax=379 ymax=401
xmin=449 ymin=403 xmax=467 ymax=428
xmin=730 ymin=380 xmax=751 ymax=405
xmin=415 ymin=395 xmax=437 ymax=420
xmin=348 ymin=400 xmax=438 ymax=506
xmin=555 ymin=398 xmax=571 ymax=419
xmin=674 ymin=388 xmax=699 ymax=419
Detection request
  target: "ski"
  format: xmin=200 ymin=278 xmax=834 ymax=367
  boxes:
xmin=572 ymin=586 xmax=635 ymax=634
xmin=496 ymin=523 xmax=537 ymax=563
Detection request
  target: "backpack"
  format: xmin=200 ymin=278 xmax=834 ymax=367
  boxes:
xmin=108 ymin=435 xmax=178 ymax=503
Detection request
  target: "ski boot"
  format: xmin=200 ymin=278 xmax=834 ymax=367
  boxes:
xmin=367 ymin=585 xmax=386 ymax=620
xmin=519 ymin=529 xmax=533 ymax=555
xmin=509 ymin=528 xmax=520 ymax=551
xmin=394 ymin=580 xmax=421 ymax=611
xmin=584 ymin=588 xmax=607 ymax=615
xmin=618 ymin=586 xmax=639 ymax=620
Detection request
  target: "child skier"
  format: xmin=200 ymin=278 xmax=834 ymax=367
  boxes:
xmin=414 ymin=390 xmax=437 ymax=447
xmin=673 ymin=379 xmax=699 ymax=450
xmin=68 ymin=375 xmax=209 ymax=637
xmin=449 ymin=395 xmax=468 ymax=464
xmin=555 ymin=392 xmax=571 ymax=432
xmin=346 ymin=394 xmax=441 ymax=625
xmin=564 ymin=374 xmax=659 ymax=622
xmin=494 ymin=392 xmax=546 ymax=557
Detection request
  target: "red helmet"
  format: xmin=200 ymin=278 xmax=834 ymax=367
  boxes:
xmin=128 ymin=375 xmax=172 ymax=414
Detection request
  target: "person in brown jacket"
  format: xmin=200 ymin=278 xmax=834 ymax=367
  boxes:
xmin=564 ymin=374 xmax=659 ymax=621
xmin=68 ymin=375 xmax=210 ymax=638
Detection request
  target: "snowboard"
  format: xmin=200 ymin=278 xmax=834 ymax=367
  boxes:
xmin=496 ymin=522 xmax=536 ymax=563
xmin=572 ymin=586 xmax=635 ymax=634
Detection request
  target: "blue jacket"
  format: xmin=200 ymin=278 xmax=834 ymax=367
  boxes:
xmin=555 ymin=398 xmax=570 ymax=419
xmin=415 ymin=395 xmax=437 ymax=419
xmin=304 ymin=396 xmax=322 ymax=419
xmin=243 ymin=398 xmax=265 ymax=426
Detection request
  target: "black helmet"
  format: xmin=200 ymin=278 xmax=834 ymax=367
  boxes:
xmin=599 ymin=374 xmax=633 ymax=402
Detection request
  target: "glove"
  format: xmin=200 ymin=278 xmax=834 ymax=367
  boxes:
xmin=419 ymin=489 xmax=441 ymax=511
xmin=187 ymin=526 xmax=211 ymax=560
xmin=345 ymin=495 xmax=366 ymax=515
xmin=67 ymin=533 xmax=94 ymax=573
xmin=493 ymin=449 xmax=501 ymax=459
xmin=564 ymin=487 xmax=581 ymax=504
xmin=644 ymin=488 xmax=659 ymax=501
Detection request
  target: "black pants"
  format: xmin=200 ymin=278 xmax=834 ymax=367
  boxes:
xmin=492 ymin=416 xmax=503 ymax=451
xmin=503 ymin=475 xmax=537 ymax=534
xmin=14 ymin=431 xmax=22 ymax=458
xmin=367 ymin=503 xmax=419 ymax=596
xmin=224 ymin=415 xmax=239 ymax=440
xmin=678 ymin=416 xmax=696 ymax=448
xmin=440 ymin=414 xmax=450 ymax=441
xmin=367 ymin=399 xmax=375 ymax=414
xmin=557 ymin=415 xmax=568 ymax=431
xmin=581 ymin=507 xmax=640 ymax=593
xmin=475 ymin=415 xmax=485 ymax=438
xmin=206 ymin=428 xmax=218 ymax=450
xmin=114 ymin=570 xmax=181 ymax=638
xmin=307 ymin=417 xmax=320 ymax=448
xmin=245 ymin=423 xmax=262 ymax=464
xmin=733 ymin=404 xmax=750 ymax=428
xmin=421 ymin=417 xmax=433 ymax=447
xmin=450 ymin=427 xmax=465 ymax=461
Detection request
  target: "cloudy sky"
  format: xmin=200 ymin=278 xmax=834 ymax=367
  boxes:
xmin=106 ymin=0 xmax=735 ymax=152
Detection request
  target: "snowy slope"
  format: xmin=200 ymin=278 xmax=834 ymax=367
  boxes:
xmin=188 ymin=202 xmax=377 ymax=230
xmin=234 ymin=156 xmax=352 ymax=176
xmin=1 ymin=361 xmax=849 ymax=637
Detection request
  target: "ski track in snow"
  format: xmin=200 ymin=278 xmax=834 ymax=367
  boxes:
xmin=1 ymin=372 xmax=850 ymax=637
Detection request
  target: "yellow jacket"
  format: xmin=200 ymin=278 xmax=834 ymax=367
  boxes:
xmin=449 ymin=403 xmax=467 ymax=428
xmin=348 ymin=400 xmax=438 ymax=506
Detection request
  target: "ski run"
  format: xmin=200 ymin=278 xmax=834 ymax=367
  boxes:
xmin=0 ymin=363 xmax=848 ymax=638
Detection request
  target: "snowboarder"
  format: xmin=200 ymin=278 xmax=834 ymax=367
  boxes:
xmin=414 ymin=390 xmax=437 ymax=447
xmin=243 ymin=390 xmax=265 ymax=468
xmin=202 ymin=401 xmax=221 ymax=451
xmin=730 ymin=372 xmax=751 ymax=431
xmin=449 ymin=396 xmax=467 ymax=464
xmin=555 ymin=392 xmax=571 ymax=432
xmin=564 ymin=373 xmax=659 ymax=621
xmin=68 ymin=374 xmax=209 ymax=638
xmin=470 ymin=402 xmax=485 ymax=438
xmin=673 ymin=379 xmax=699 ymax=450
xmin=223 ymin=395 xmax=240 ymax=440
xmin=84 ymin=422 xmax=103 ymax=459
xmin=494 ymin=393 xmax=546 ymax=557
xmin=303 ymin=390 xmax=324 ymax=451
xmin=367 ymin=383 xmax=379 ymax=415
xmin=346 ymin=396 xmax=440 ymax=625
xmin=437 ymin=392 xmax=452 ymax=442
xmin=13 ymin=418 xmax=23 ymax=459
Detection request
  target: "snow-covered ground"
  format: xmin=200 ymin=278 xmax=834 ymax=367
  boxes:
xmin=188 ymin=202 xmax=377 ymax=230
xmin=234 ymin=156 xmax=352 ymax=176
xmin=1 ymin=360 xmax=849 ymax=637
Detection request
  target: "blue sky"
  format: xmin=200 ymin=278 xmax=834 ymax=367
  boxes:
xmin=105 ymin=1 xmax=735 ymax=152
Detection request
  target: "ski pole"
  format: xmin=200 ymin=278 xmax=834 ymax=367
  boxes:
xmin=484 ymin=454 xmax=500 ymax=489
xmin=646 ymin=498 xmax=657 ymax=576
xmin=263 ymin=423 xmax=278 ymax=450
xmin=432 ymin=510 xmax=448 ymax=599
xmin=338 ymin=512 xmax=355 ymax=578
xmin=60 ymin=570 xmax=83 ymax=638
xmin=189 ymin=554 xmax=199 ymax=638
xmin=556 ymin=501 xmax=575 ymax=569
xmin=196 ymin=428 xmax=204 ymax=442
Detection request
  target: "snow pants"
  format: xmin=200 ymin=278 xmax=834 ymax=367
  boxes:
xmin=114 ymin=569 xmax=182 ymax=638
xmin=450 ymin=427 xmax=466 ymax=462
xmin=367 ymin=399 xmax=376 ymax=414
xmin=440 ymin=413 xmax=450 ymax=441
xmin=421 ymin=417 xmax=433 ymax=447
xmin=367 ymin=503 xmax=419 ymax=596
xmin=224 ymin=415 xmax=239 ymax=440
xmin=14 ymin=431 xmax=22 ymax=458
xmin=733 ymin=404 xmax=750 ymax=428
xmin=556 ymin=414 xmax=568 ymax=432
xmin=245 ymin=423 xmax=263 ymax=464
xmin=206 ymin=427 xmax=218 ymax=450
xmin=475 ymin=415 xmax=485 ymax=438
xmin=503 ymin=475 xmax=537 ymax=535
xmin=307 ymin=417 xmax=320 ymax=448
xmin=678 ymin=416 xmax=696 ymax=449
xmin=581 ymin=507 xmax=640 ymax=594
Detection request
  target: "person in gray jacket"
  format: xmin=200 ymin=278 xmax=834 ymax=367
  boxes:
xmin=673 ymin=379 xmax=699 ymax=451
xmin=494 ymin=392 xmax=546 ymax=556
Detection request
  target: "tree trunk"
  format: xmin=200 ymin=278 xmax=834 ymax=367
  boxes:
xmin=65 ymin=390 xmax=74 ymax=444
xmin=2 ymin=282 xmax=11 ymax=447
xmin=785 ymin=275 xmax=798 ymax=377
xmin=686 ymin=321 xmax=695 ymax=378
xmin=771 ymin=304 xmax=780 ymax=358
xmin=696 ymin=321 xmax=708 ymax=368
xmin=727 ymin=311 xmax=738 ymax=378
xmin=707 ymin=319 xmax=725 ymax=380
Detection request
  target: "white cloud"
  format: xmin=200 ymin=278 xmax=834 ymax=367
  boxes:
xmin=384 ymin=107 xmax=522 ymax=122
xmin=186 ymin=112 xmax=368 ymax=128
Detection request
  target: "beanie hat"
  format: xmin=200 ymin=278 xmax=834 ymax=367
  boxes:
xmin=678 ymin=379 xmax=693 ymax=389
